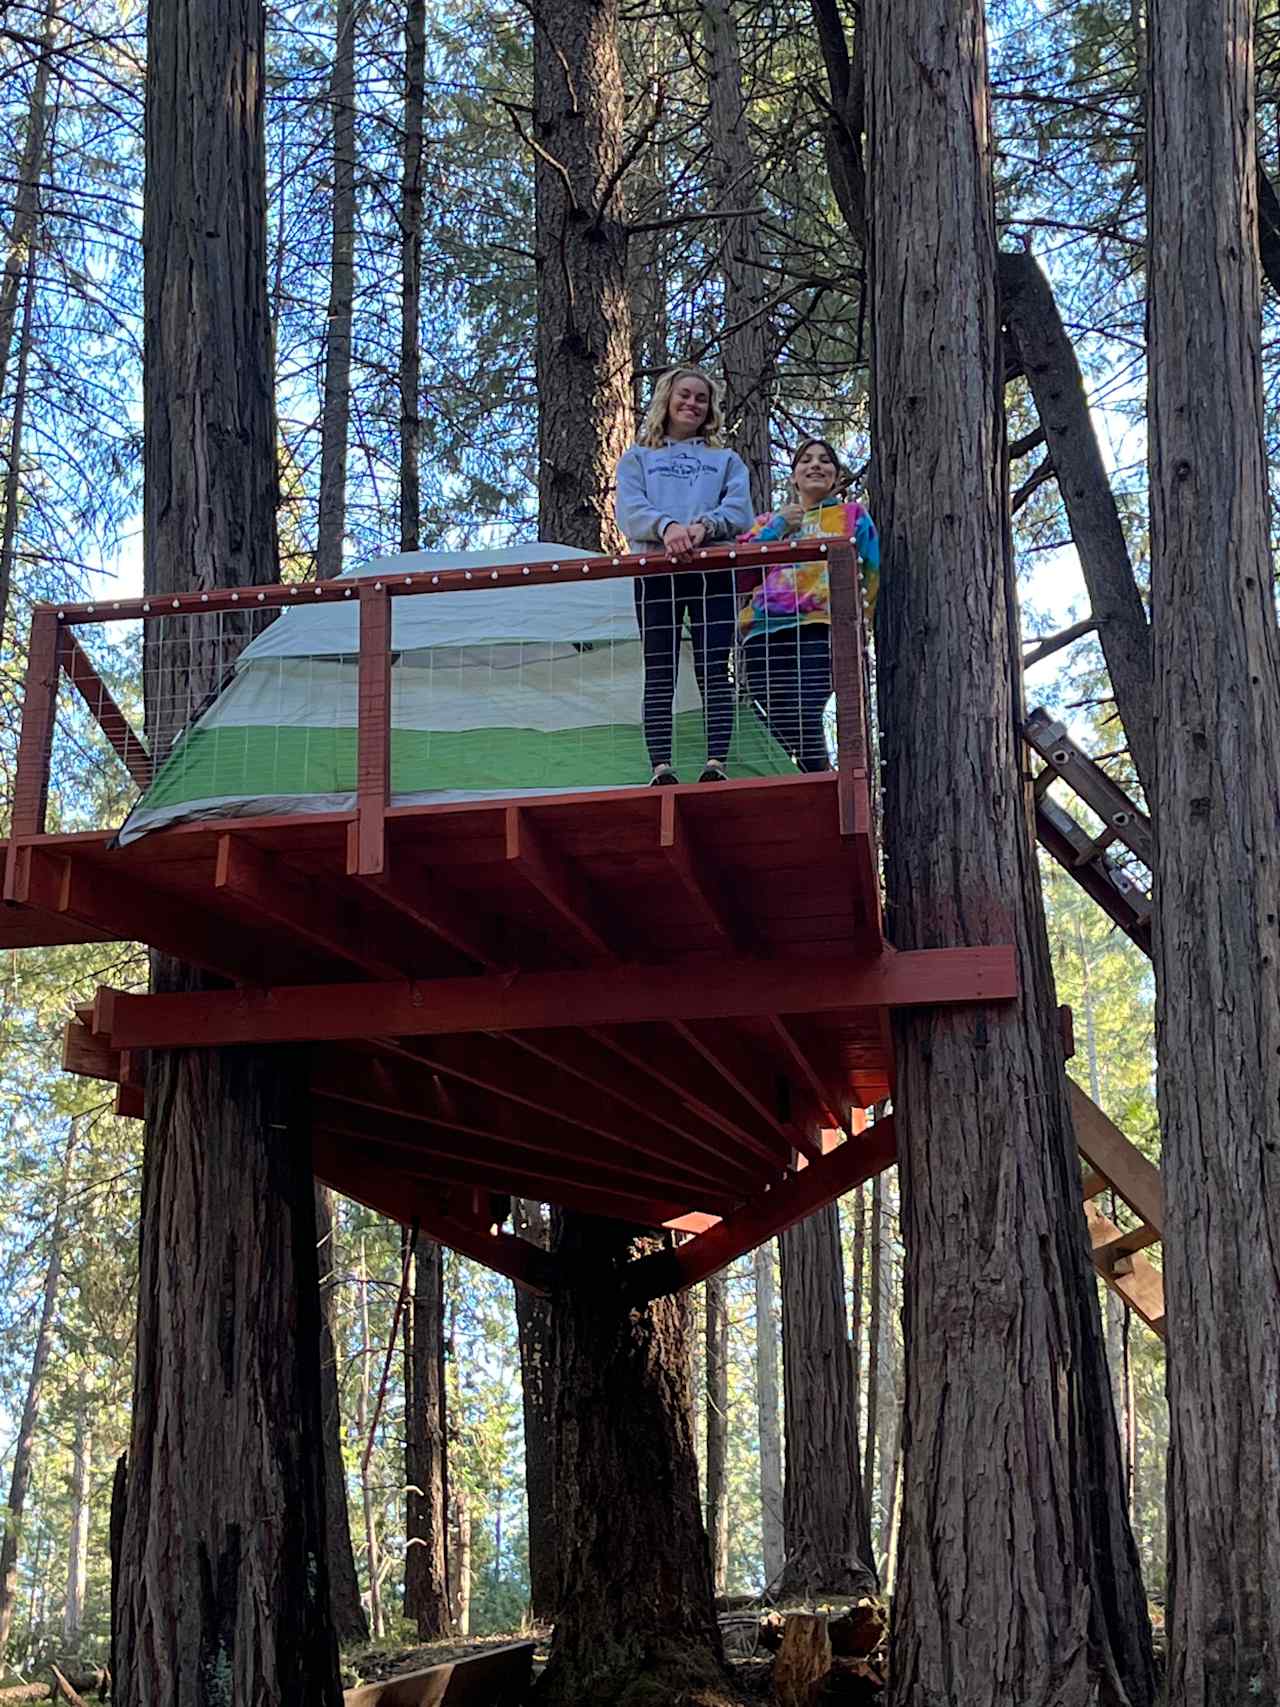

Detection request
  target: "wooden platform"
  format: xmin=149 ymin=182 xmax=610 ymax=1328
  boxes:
xmin=2 ymin=541 xmax=1020 ymax=1293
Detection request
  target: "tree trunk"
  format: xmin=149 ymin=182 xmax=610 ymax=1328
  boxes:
xmin=874 ymin=1198 xmax=897 ymax=1565
xmin=0 ymin=246 xmax=37 ymax=637
xmin=512 ymin=1200 xmax=558 ymax=1623
xmin=849 ymin=1184 xmax=866 ymax=1431
xmin=454 ymin=1491 xmax=471 ymax=1637
xmin=0 ymin=1123 xmax=76 ymax=1662
xmin=535 ymin=1216 xmax=723 ymax=1707
xmin=0 ymin=0 xmax=56 ymax=462
xmin=700 ymin=0 xmax=772 ymax=509
xmin=398 ymin=0 xmax=426 ymax=551
xmin=704 ymin=1272 xmax=729 ymax=1597
xmin=404 ymin=1237 xmax=450 ymax=1639
xmin=779 ymin=1204 xmax=875 ymax=1601
xmin=531 ymin=0 xmax=633 ymax=547
xmin=999 ymin=247 xmax=1155 ymax=799
xmin=356 ymin=1247 xmax=382 ymax=1642
xmin=315 ymin=0 xmax=357 ymax=581
xmin=114 ymin=1 xmax=340 ymax=1696
xmin=865 ymin=2 xmax=1155 ymax=1702
xmin=1147 ymin=0 xmax=1280 ymax=1697
xmin=860 ymin=1175 xmax=881 ymax=1523
xmin=60 ymin=1389 xmax=90 ymax=1652
xmin=753 ymin=1242 xmax=785 ymax=1594
xmin=316 ymin=1185 xmax=369 ymax=1646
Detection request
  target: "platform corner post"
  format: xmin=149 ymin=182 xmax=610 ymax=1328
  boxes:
xmin=353 ymin=582 xmax=391 ymax=877
xmin=5 ymin=608 xmax=64 ymax=903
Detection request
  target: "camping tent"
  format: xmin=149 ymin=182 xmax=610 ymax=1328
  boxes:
xmin=118 ymin=543 xmax=793 ymax=843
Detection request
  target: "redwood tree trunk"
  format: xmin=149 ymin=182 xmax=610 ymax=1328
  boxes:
xmin=531 ymin=0 xmax=633 ymax=546
xmin=1147 ymin=0 xmax=1280 ymax=1697
xmin=316 ymin=1186 xmax=368 ymax=1646
xmin=403 ymin=1237 xmax=450 ymax=1639
xmin=753 ymin=1242 xmax=784 ymax=1593
xmin=114 ymin=0 xmax=340 ymax=1697
xmin=315 ymin=0 xmax=356 ymax=581
xmin=513 ymin=1199 xmax=558 ymax=1624
xmin=864 ymin=0 xmax=1155 ymax=1702
xmin=61 ymin=1388 xmax=91 ymax=1651
xmin=704 ymin=1272 xmax=729 ymax=1597
xmin=778 ymin=1203 xmax=875 ymax=1600
xmin=534 ymin=1217 xmax=723 ymax=1707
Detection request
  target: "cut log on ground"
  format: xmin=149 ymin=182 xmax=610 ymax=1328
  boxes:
xmin=827 ymin=1600 xmax=887 ymax=1660
xmin=773 ymin=1614 xmax=831 ymax=1707
xmin=342 ymin=1641 xmax=535 ymax=1707
xmin=0 ymin=1673 xmax=109 ymax=1705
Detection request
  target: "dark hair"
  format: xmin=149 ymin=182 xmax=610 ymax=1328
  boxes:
xmin=790 ymin=437 xmax=849 ymax=492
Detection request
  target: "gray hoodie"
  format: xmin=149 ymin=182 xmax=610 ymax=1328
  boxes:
xmin=614 ymin=439 xmax=754 ymax=550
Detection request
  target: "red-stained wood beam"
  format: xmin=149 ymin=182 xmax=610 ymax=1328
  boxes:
xmin=658 ymin=791 xmax=755 ymax=953
xmin=215 ymin=834 xmax=407 ymax=980
xmin=63 ymin=1018 xmax=121 ymax=1083
xmin=351 ymin=583 xmax=391 ymax=877
xmin=767 ymin=1014 xmax=854 ymax=1136
xmin=504 ymin=804 xmax=617 ymax=962
xmin=1068 ymin=1076 xmax=1163 ymax=1234
xmin=351 ymin=860 xmax=514 ymax=972
xmin=115 ymin=1083 xmax=145 ymax=1119
xmin=4 ymin=610 xmax=62 ymax=902
xmin=313 ymin=1107 xmax=696 ymax=1226
xmin=628 ymin=1117 xmax=900 ymax=1299
xmin=670 ymin=1019 xmax=815 ymax=1164
xmin=315 ymin=1047 xmax=742 ymax=1207
xmin=314 ymin=1134 xmax=553 ymax=1293
xmin=61 ymin=633 xmax=152 ymax=788
xmin=92 ymin=946 xmax=1018 ymax=1051
xmin=25 ymin=849 xmax=260 ymax=984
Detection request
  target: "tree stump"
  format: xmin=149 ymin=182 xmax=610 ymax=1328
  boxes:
xmin=773 ymin=1614 xmax=831 ymax=1707
xmin=828 ymin=1600 xmax=887 ymax=1660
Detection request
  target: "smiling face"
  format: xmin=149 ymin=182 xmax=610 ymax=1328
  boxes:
xmin=665 ymin=374 xmax=712 ymax=441
xmin=792 ymin=440 xmax=841 ymax=506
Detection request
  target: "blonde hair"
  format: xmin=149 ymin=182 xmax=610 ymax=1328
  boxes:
xmin=636 ymin=366 xmax=727 ymax=449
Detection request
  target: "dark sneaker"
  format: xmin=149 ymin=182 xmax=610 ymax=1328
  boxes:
xmin=698 ymin=762 xmax=728 ymax=783
xmin=649 ymin=766 xmax=680 ymax=785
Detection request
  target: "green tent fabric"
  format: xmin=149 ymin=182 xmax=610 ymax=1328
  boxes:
xmin=119 ymin=544 xmax=797 ymax=843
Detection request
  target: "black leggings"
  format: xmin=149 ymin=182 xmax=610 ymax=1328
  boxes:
xmin=743 ymin=626 xmax=833 ymax=772
xmin=635 ymin=570 xmax=737 ymax=768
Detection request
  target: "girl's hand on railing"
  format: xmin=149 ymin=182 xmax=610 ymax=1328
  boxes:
xmin=662 ymin=521 xmax=700 ymax=555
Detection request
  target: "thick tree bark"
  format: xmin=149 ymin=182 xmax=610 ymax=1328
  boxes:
xmin=753 ymin=1242 xmax=784 ymax=1593
xmin=778 ymin=1204 xmax=875 ymax=1601
xmin=0 ymin=1123 xmax=76 ymax=1662
xmin=865 ymin=2 xmax=1155 ymax=1702
xmin=1147 ymin=1 xmax=1280 ymax=1699
xmin=704 ymin=1273 xmax=729 ymax=1596
xmin=60 ymin=1390 xmax=90 ymax=1651
xmin=115 ymin=0 xmax=341 ymax=1697
xmin=860 ymin=1175 xmax=881 ymax=1521
xmin=999 ymin=247 xmax=1155 ymax=799
xmin=399 ymin=0 xmax=426 ymax=551
xmin=512 ymin=1200 xmax=558 ymax=1624
xmin=701 ymin=0 xmax=772 ymax=508
xmin=535 ymin=1216 xmax=723 ymax=1707
xmin=315 ymin=1186 xmax=369 ymax=1646
xmin=531 ymin=0 xmax=633 ymax=546
xmin=404 ymin=1237 xmax=450 ymax=1639
xmin=315 ymin=0 xmax=356 ymax=581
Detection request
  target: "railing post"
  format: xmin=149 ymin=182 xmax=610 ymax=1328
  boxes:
xmin=349 ymin=583 xmax=391 ymax=877
xmin=827 ymin=540 xmax=868 ymax=838
xmin=4 ymin=609 xmax=64 ymax=903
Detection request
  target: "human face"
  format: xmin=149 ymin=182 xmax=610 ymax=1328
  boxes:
xmin=665 ymin=375 xmax=712 ymax=441
xmin=793 ymin=441 xmax=840 ymax=506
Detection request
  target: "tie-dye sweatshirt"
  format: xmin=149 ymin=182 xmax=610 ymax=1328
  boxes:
xmin=737 ymin=498 xmax=880 ymax=641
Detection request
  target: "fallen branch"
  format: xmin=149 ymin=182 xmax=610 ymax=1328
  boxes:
xmin=49 ymin=1669 xmax=86 ymax=1707
xmin=0 ymin=1671 xmax=107 ymax=1705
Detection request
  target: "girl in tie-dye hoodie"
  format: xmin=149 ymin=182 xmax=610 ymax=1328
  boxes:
xmin=737 ymin=438 xmax=879 ymax=771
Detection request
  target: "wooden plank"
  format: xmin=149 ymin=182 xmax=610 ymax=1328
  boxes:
xmin=315 ymin=1143 xmax=551 ymax=1294
xmin=767 ymin=1014 xmax=854 ymax=1137
xmin=351 ymin=584 xmax=391 ymax=877
xmin=505 ymin=804 xmax=617 ymax=962
xmin=828 ymin=538 xmax=867 ymax=815
xmin=61 ymin=632 xmax=152 ymax=788
xmin=1068 ymin=1077 xmax=1163 ymax=1232
xmin=658 ymin=791 xmax=755 ymax=951
xmin=95 ymin=945 xmax=1019 ymax=1051
xmin=115 ymin=1083 xmax=145 ymax=1119
xmin=4 ymin=610 xmax=63 ymax=901
xmin=1035 ymin=795 xmax=1152 ymax=956
xmin=1084 ymin=1200 xmax=1165 ymax=1338
xmin=628 ymin=1117 xmax=899 ymax=1299
xmin=215 ymin=834 xmax=406 ymax=979
xmin=62 ymin=1018 xmax=121 ymax=1083
xmin=342 ymin=1642 xmax=535 ymax=1707
xmin=351 ymin=861 xmax=514 ymax=972
xmin=48 ymin=540 xmax=831 ymax=624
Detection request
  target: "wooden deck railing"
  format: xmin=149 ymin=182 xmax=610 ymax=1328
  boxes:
xmin=4 ymin=538 xmax=870 ymax=889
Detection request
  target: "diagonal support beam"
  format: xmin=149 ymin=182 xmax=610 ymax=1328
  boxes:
xmin=62 ymin=633 xmax=152 ymax=788
xmin=91 ymin=945 xmax=1018 ymax=1051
